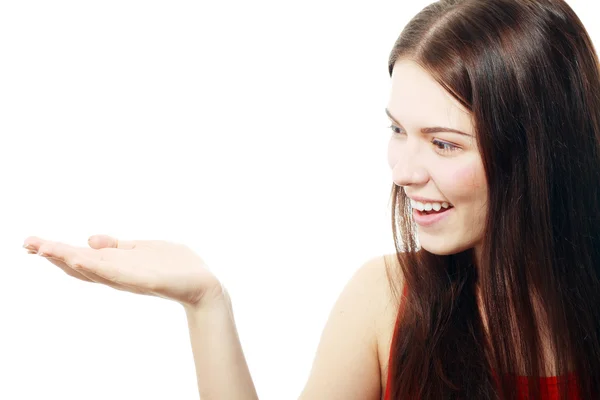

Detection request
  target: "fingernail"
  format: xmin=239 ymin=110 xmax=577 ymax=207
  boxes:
xmin=23 ymin=244 xmax=34 ymax=250
xmin=38 ymin=252 xmax=47 ymax=257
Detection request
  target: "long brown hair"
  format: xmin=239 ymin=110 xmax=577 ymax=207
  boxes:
xmin=384 ymin=0 xmax=600 ymax=399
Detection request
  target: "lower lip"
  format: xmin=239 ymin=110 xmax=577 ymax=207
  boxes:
xmin=412 ymin=207 xmax=454 ymax=227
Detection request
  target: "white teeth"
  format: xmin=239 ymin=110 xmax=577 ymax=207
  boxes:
xmin=410 ymin=199 xmax=452 ymax=211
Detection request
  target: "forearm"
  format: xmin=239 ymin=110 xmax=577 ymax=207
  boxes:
xmin=183 ymin=290 xmax=259 ymax=400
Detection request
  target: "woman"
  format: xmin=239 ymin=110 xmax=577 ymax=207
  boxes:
xmin=23 ymin=0 xmax=600 ymax=398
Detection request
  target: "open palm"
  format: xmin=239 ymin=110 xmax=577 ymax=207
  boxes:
xmin=23 ymin=234 xmax=223 ymax=309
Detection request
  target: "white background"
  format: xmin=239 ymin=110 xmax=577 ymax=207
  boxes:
xmin=1 ymin=1 xmax=597 ymax=399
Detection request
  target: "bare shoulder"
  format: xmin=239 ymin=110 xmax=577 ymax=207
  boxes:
xmin=372 ymin=253 xmax=405 ymax=393
xmin=297 ymin=254 xmax=403 ymax=400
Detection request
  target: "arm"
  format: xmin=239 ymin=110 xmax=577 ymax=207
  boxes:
xmin=297 ymin=256 xmax=386 ymax=400
xmin=183 ymin=256 xmax=388 ymax=400
xmin=183 ymin=289 xmax=259 ymax=400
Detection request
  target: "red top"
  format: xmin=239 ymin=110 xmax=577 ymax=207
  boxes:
xmin=383 ymin=284 xmax=581 ymax=400
xmin=384 ymin=372 xmax=581 ymax=400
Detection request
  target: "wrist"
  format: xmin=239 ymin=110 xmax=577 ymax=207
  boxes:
xmin=183 ymin=282 xmax=231 ymax=314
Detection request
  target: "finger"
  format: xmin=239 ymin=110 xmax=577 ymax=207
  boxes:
xmin=26 ymin=238 xmax=150 ymax=294
xmin=37 ymin=242 xmax=122 ymax=284
xmin=23 ymin=236 xmax=45 ymax=250
xmin=44 ymin=256 xmax=95 ymax=282
xmin=39 ymin=254 xmax=149 ymax=295
xmin=88 ymin=235 xmax=136 ymax=250
xmin=30 ymin=244 xmax=105 ymax=283
xmin=23 ymin=241 xmax=94 ymax=282
xmin=25 ymin=244 xmax=96 ymax=283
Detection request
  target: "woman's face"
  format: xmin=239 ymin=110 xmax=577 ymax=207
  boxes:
xmin=387 ymin=59 xmax=488 ymax=255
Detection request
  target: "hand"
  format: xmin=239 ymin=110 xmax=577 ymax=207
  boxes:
xmin=22 ymin=234 xmax=225 ymax=309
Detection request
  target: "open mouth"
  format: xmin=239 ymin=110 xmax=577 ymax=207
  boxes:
xmin=415 ymin=205 xmax=454 ymax=215
xmin=412 ymin=205 xmax=455 ymax=226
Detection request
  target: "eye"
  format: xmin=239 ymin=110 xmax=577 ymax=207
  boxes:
xmin=387 ymin=124 xmax=462 ymax=155
xmin=432 ymin=139 xmax=460 ymax=154
xmin=388 ymin=124 xmax=405 ymax=136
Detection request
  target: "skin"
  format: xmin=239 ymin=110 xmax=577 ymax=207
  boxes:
xmin=22 ymin=235 xmax=224 ymax=310
xmin=386 ymin=59 xmax=488 ymax=257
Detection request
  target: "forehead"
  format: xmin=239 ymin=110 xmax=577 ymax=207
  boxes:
xmin=388 ymin=60 xmax=472 ymax=130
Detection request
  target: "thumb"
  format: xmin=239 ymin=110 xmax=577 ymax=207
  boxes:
xmin=88 ymin=235 xmax=135 ymax=250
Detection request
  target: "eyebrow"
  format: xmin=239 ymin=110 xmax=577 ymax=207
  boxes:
xmin=385 ymin=108 xmax=474 ymax=137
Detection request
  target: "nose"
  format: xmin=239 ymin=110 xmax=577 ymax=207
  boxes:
xmin=390 ymin=147 xmax=429 ymax=187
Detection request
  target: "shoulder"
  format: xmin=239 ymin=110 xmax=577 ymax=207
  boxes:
xmin=298 ymin=254 xmax=401 ymax=399
xmin=336 ymin=253 xmax=405 ymax=396
xmin=369 ymin=253 xmax=406 ymax=391
xmin=330 ymin=255 xmax=394 ymax=340
xmin=348 ymin=254 xmax=401 ymax=330
xmin=363 ymin=253 xmax=404 ymax=328
xmin=342 ymin=254 xmax=406 ymax=391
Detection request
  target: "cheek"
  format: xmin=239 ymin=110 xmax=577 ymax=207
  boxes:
xmin=451 ymin=165 xmax=486 ymax=189
xmin=438 ymin=162 xmax=487 ymax=203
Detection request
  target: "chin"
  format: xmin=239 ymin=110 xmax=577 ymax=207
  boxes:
xmin=418 ymin=238 xmax=474 ymax=256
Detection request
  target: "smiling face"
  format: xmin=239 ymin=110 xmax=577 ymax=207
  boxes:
xmin=387 ymin=59 xmax=488 ymax=256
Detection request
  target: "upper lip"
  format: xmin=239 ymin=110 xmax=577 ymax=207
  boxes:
xmin=407 ymin=195 xmax=453 ymax=205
